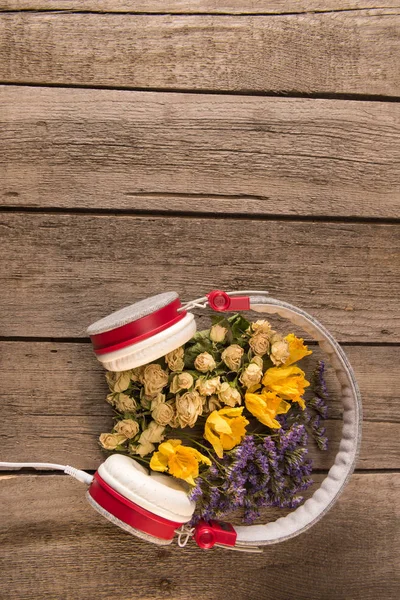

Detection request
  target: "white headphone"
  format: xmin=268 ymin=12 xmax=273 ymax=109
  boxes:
xmin=0 ymin=290 xmax=362 ymax=552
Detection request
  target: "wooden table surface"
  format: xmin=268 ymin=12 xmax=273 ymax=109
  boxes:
xmin=1 ymin=2 xmax=399 ymax=599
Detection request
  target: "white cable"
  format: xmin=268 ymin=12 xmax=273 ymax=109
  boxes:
xmin=0 ymin=462 xmax=93 ymax=486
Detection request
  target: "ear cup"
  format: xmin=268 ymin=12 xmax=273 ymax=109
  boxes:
xmin=87 ymin=292 xmax=197 ymax=371
xmin=97 ymin=312 xmax=196 ymax=371
xmin=97 ymin=454 xmax=195 ymax=523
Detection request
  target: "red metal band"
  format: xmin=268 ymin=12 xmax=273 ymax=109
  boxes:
xmin=90 ymin=298 xmax=186 ymax=356
xmin=88 ymin=472 xmax=182 ymax=540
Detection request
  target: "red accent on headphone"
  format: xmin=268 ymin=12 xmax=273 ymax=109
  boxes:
xmin=207 ymin=290 xmax=250 ymax=312
xmin=194 ymin=519 xmax=237 ymax=549
xmin=90 ymin=298 xmax=186 ymax=356
xmin=88 ymin=472 xmax=182 ymax=541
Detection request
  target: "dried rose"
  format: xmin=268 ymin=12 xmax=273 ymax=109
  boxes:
xmin=251 ymin=320 xmax=272 ymax=334
xmin=113 ymin=393 xmax=137 ymax=413
xmin=210 ymin=324 xmax=228 ymax=343
xmin=152 ymin=402 xmax=175 ymax=426
xmin=250 ymin=355 xmax=264 ymax=369
xmin=175 ymin=390 xmax=205 ymax=427
xmin=239 ymin=363 xmax=263 ymax=388
xmin=106 ymin=370 xmax=131 ymax=393
xmin=131 ymin=366 xmax=145 ymax=383
xmin=221 ymin=344 xmax=244 ymax=372
xmin=218 ymin=382 xmax=242 ymax=407
xmin=194 ymin=352 xmax=216 ymax=373
xmin=99 ymin=433 xmax=126 ymax=450
xmin=270 ymin=333 xmax=290 ymax=366
xmin=165 ymin=347 xmax=185 ymax=372
xmin=114 ymin=419 xmax=140 ymax=439
xmin=143 ymin=364 xmax=169 ymax=396
xmin=195 ymin=376 xmax=221 ymax=396
xmin=206 ymin=394 xmax=222 ymax=413
xmin=170 ymin=372 xmax=194 ymax=394
xmin=150 ymin=393 xmax=166 ymax=410
xmin=249 ymin=332 xmax=270 ymax=356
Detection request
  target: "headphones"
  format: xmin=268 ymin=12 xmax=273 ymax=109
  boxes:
xmin=1 ymin=290 xmax=362 ymax=552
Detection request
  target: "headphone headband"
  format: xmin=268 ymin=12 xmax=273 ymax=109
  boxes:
xmin=191 ymin=292 xmax=362 ymax=546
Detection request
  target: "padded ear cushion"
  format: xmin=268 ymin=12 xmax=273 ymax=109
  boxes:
xmin=98 ymin=454 xmax=196 ymax=523
xmin=97 ymin=312 xmax=196 ymax=371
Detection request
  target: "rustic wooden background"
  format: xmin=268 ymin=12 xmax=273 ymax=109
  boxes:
xmin=1 ymin=1 xmax=399 ymax=599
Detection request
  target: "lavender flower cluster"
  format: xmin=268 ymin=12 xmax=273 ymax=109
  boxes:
xmin=189 ymin=361 xmax=330 ymax=525
xmin=189 ymin=426 xmax=313 ymax=525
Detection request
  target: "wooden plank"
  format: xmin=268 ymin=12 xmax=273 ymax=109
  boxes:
xmin=2 ymin=88 xmax=400 ymax=219
xmin=1 ymin=12 xmax=400 ymax=96
xmin=0 ymin=473 xmax=398 ymax=599
xmin=0 ymin=213 xmax=398 ymax=341
xmin=0 ymin=342 xmax=398 ymax=469
xmin=1 ymin=341 xmax=397 ymax=422
xmin=2 ymin=1 xmax=400 ymax=14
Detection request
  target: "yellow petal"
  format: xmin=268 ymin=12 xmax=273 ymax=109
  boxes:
xmin=150 ymin=451 xmax=169 ymax=472
xmin=207 ymin=411 xmax=233 ymax=435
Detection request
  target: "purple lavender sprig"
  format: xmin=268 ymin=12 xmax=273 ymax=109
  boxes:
xmin=189 ymin=425 xmax=313 ymax=525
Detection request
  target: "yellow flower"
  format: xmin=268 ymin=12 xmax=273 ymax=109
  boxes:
xmin=284 ymin=333 xmax=312 ymax=366
xmin=150 ymin=440 xmax=211 ymax=486
xmin=245 ymin=390 xmax=290 ymax=429
xmin=204 ymin=407 xmax=249 ymax=458
xmin=262 ymin=365 xmax=310 ymax=409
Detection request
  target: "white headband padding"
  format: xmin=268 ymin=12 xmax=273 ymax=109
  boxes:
xmin=98 ymin=454 xmax=196 ymax=523
xmin=233 ymin=296 xmax=362 ymax=546
xmin=97 ymin=313 xmax=196 ymax=371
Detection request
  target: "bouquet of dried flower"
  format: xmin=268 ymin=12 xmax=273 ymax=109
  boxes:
xmin=99 ymin=313 xmax=329 ymax=524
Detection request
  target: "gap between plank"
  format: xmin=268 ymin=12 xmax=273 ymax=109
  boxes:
xmin=0 ymin=80 xmax=400 ymax=103
xmin=0 ymin=7 xmax=399 ymax=16
xmin=1 ymin=206 xmax=399 ymax=225
xmin=1 ymin=468 xmax=398 ymax=477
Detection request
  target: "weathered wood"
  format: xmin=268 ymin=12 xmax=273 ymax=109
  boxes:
xmin=0 ymin=341 xmax=398 ymax=469
xmin=0 ymin=213 xmax=398 ymax=341
xmin=2 ymin=1 xmax=400 ymax=14
xmin=1 ymin=341 xmax=397 ymax=422
xmin=0 ymin=473 xmax=398 ymax=599
xmin=2 ymin=88 xmax=400 ymax=219
xmin=1 ymin=12 xmax=400 ymax=95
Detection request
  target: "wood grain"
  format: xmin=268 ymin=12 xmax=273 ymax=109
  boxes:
xmin=1 ymin=12 xmax=400 ymax=95
xmin=2 ymin=1 xmax=400 ymax=14
xmin=0 ymin=341 xmax=398 ymax=469
xmin=0 ymin=213 xmax=398 ymax=341
xmin=1 ymin=341 xmax=397 ymax=422
xmin=2 ymin=87 xmax=400 ymax=219
xmin=0 ymin=473 xmax=398 ymax=599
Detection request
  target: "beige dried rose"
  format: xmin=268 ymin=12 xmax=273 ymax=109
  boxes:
xmin=134 ymin=421 xmax=166 ymax=455
xmin=143 ymin=364 xmax=169 ymax=396
xmin=150 ymin=393 xmax=166 ymax=411
xmin=206 ymin=394 xmax=222 ymax=413
xmin=270 ymin=333 xmax=290 ymax=366
xmin=194 ymin=352 xmax=216 ymax=373
xmin=106 ymin=370 xmax=131 ymax=393
xmin=131 ymin=366 xmax=145 ymax=383
xmin=114 ymin=419 xmax=140 ymax=439
xmin=221 ymin=344 xmax=244 ymax=372
xmin=251 ymin=319 xmax=272 ymax=334
xmin=250 ymin=355 xmax=264 ymax=370
xmin=132 ymin=441 xmax=155 ymax=457
xmin=210 ymin=324 xmax=228 ymax=343
xmin=239 ymin=363 xmax=263 ymax=388
xmin=175 ymin=390 xmax=205 ymax=427
xmin=170 ymin=372 xmax=194 ymax=394
xmin=218 ymin=382 xmax=242 ymax=407
xmin=99 ymin=432 xmax=126 ymax=450
xmin=113 ymin=393 xmax=137 ymax=413
xmin=152 ymin=402 xmax=175 ymax=426
xmin=195 ymin=376 xmax=221 ymax=396
xmin=249 ymin=332 xmax=270 ymax=356
xmin=165 ymin=346 xmax=185 ymax=372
